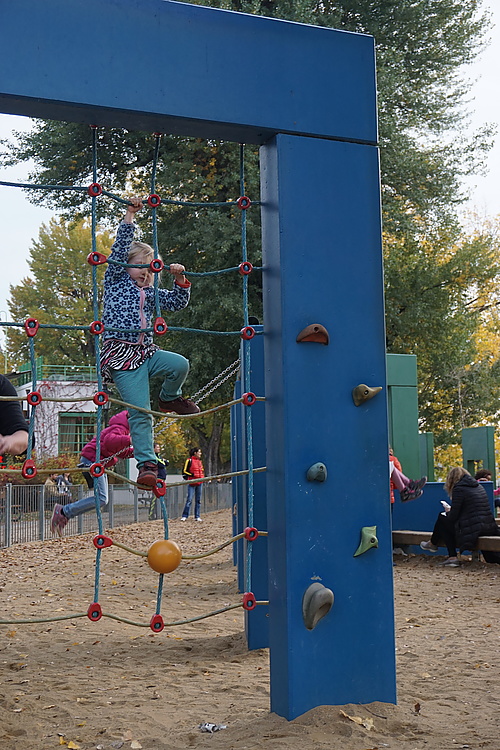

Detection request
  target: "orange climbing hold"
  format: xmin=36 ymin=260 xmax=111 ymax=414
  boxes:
xmin=147 ymin=539 xmax=182 ymax=574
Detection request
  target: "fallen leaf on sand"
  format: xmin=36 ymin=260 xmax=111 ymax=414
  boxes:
xmin=339 ymin=710 xmax=374 ymax=730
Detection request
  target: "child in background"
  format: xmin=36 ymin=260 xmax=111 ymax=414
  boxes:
xmin=389 ymin=447 xmax=427 ymax=503
xmin=50 ymin=410 xmax=133 ymax=535
xmin=181 ymin=447 xmax=205 ymax=521
xmin=100 ymin=197 xmax=199 ymax=489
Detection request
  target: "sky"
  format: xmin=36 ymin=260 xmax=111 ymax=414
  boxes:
xmin=0 ymin=3 xmax=499 ymax=326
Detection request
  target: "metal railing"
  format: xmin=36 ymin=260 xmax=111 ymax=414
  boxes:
xmin=12 ymin=364 xmax=98 ymax=387
xmin=0 ymin=482 xmax=232 ymax=548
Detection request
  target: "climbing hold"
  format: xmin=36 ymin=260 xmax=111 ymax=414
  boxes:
xmin=154 ymin=317 xmax=168 ymax=335
xmin=27 ymin=391 xmax=42 ymax=406
xmin=306 ymin=462 xmax=327 ymax=482
xmin=244 ymin=527 xmax=259 ymax=541
xmin=87 ymin=251 xmax=107 ymax=266
xmin=150 ymin=614 xmax=165 ymax=632
xmin=147 ymin=193 xmax=162 ymax=208
xmin=21 ymin=459 xmax=37 ymax=479
xmin=237 ymin=196 xmax=251 ymax=210
xmin=353 ymin=525 xmax=379 ymax=557
xmin=24 ymin=318 xmax=39 ymax=337
xmin=89 ymin=320 xmax=104 ymax=335
xmin=241 ymin=392 xmax=256 ymax=406
xmin=238 ymin=261 xmax=253 ymax=275
xmin=352 ymin=384 xmax=382 ymax=407
xmin=87 ymin=182 xmax=103 ymax=197
xmin=93 ymin=391 xmax=109 ymax=406
xmin=87 ymin=602 xmax=103 ymax=621
xmin=89 ymin=462 xmax=105 ymax=478
xmin=152 ymin=479 xmax=166 ymax=497
xmin=302 ymin=583 xmax=334 ymax=630
xmin=240 ymin=326 xmax=255 ymax=340
xmin=93 ymin=534 xmax=113 ymax=549
xmin=296 ymin=323 xmax=329 ymax=345
xmin=150 ymin=258 xmax=164 ymax=273
xmin=147 ymin=540 xmax=182 ymax=574
xmin=242 ymin=592 xmax=256 ymax=610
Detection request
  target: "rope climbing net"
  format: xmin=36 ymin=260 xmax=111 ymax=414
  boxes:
xmin=0 ymin=128 xmax=267 ymax=632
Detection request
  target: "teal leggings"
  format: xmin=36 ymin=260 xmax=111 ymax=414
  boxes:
xmin=111 ymin=349 xmax=189 ymax=466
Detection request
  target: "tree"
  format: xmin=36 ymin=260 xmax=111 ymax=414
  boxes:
xmin=1 ymin=0 xmax=496 ymax=461
xmin=6 ymin=218 xmax=111 ymax=368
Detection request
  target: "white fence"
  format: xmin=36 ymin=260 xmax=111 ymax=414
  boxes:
xmin=0 ymin=481 xmax=232 ymax=548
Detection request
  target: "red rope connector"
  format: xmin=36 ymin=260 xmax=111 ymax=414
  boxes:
xmin=242 ymin=592 xmax=257 ymax=610
xmin=153 ymin=479 xmax=166 ymax=498
xmin=242 ymin=392 xmax=257 ymax=407
xmin=154 ymin=317 xmax=168 ymax=335
xmin=244 ymin=527 xmax=259 ymax=541
xmin=87 ymin=182 xmax=103 ymax=197
xmin=239 ymin=261 xmax=253 ymax=276
xmin=147 ymin=194 xmax=162 ymax=208
xmin=93 ymin=391 xmax=109 ymax=406
xmin=237 ymin=196 xmax=251 ymax=210
xmin=87 ymin=251 xmax=107 ymax=266
xmin=24 ymin=318 xmax=39 ymax=337
xmin=89 ymin=320 xmax=104 ymax=335
xmin=22 ymin=459 xmax=37 ymax=479
xmin=150 ymin=614 xmax=165 ymax=633
xmin=150 ymin=258 xmax=164 ymax=273
xmin=87 ymin=602 xmax=103 ymax=621
xmin=93 ymin=534 xmax=113 ymax=549
xmin=27 ymin=391 xmax=42 ymax=406
xmin=241 ymin=326 xmax=255 ymax=340
xmin=89 ymin=462 xmax=105 ymax=478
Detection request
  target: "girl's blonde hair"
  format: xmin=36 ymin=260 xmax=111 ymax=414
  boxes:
xmin=128 ymin=241 xmax=155 ymax=263
xmin=444 ymin=466 xmax=469 ymax=497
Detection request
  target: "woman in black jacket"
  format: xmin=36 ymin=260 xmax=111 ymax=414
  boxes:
xmin=420 ymin=467 xmax=500 ymax=567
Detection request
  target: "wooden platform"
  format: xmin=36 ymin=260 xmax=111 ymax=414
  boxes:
xmin=392 ymin=529 xmax=500 ymax=552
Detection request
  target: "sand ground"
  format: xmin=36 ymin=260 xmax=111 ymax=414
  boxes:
xmin=1 ymin=508 xmax=499 ymax=750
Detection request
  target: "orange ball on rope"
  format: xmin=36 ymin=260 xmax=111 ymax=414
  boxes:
xmin=147 ymin=540 xmax=182 ymax=574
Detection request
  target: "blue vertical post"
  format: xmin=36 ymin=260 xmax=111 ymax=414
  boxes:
xmin=231 ymin=378 xmax=244 ymax=576
xmin=239 ymin=326 xmax=269 ymax=649
xmin=261 ymin=133 xmax=396 ymax=718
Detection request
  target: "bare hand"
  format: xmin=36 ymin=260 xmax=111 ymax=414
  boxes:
xmin=124 ymin=196 xmax=143 ymax=222
xmin=0 ymin=430 xmax=28 ymax=456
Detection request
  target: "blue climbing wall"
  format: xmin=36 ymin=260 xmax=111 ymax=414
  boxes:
xmin=1 ymin=0 xmax=395 ymax=720
xmin=261 ymin=134 xmax=395 ymax=716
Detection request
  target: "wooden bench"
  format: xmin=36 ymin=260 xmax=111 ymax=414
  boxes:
xmin=392 ymin=530 xmax=500 ymax=552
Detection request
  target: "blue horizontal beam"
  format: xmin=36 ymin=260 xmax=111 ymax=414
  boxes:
xmin=1 ymin=0 xmax=377 ymax=145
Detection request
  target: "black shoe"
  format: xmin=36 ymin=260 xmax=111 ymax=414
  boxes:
xmin=408 ymin=476 xmax=427 ymax=493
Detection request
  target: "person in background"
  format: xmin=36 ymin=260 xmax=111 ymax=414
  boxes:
xmin=50 ymin=411 xmax=133 ymax=536
xmin=389 ymin=447 xmax=427 ymax=503
xmin=181 ymin=447 xmax=205 ymax=521
xmin=474 ymin=469 xmax=500 ymax=516
xmin=421 ymin=467 xmax=500 ymax=566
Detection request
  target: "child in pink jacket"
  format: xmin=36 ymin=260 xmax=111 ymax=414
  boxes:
xmin=51 ymin=411 xmax=133 ymax=535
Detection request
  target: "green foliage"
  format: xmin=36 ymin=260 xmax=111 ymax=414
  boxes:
xmin=6 ymin=219 xmax=112 ymax=369
xmin=1 ymin=0 xmax=498 ymax=463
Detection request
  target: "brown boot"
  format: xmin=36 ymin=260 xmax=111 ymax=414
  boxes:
xmin=158 ymin=396 xmax=200 ymax=415
xmin=137 ymin=461 xmax=158 ymax=488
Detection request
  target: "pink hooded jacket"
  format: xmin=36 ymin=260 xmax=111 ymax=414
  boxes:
xmin=80 ymin=410 xmax=133 ymax=466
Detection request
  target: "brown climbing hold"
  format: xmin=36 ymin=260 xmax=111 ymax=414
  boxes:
xmin=296 ymin=324 xmax=329 ymax=345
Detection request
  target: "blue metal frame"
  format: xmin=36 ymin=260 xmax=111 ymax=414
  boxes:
xmin=1 ymin=0 xmax=395 ymax=720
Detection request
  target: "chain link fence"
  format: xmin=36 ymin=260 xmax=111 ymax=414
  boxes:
xmin=0 ymin=481 xmax=232 ymax=548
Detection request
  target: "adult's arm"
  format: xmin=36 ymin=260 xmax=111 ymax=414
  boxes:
xmin=0 ymin=375 xmax=29 ymax=455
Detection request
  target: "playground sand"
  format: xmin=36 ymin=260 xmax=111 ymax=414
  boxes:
xmin=0 ymin=508 xmax=499 ymax=750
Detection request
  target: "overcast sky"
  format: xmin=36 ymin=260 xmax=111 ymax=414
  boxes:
xmin=0 ymin=3 xmax=499 ymax=324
